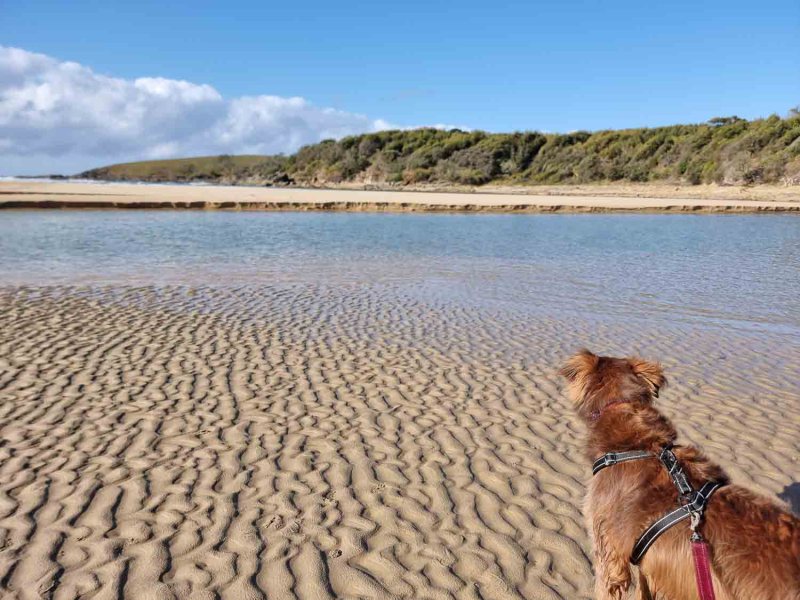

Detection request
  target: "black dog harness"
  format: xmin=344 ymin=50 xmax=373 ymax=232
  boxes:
xmin=593 ymin=445 xmax=724 ymax=564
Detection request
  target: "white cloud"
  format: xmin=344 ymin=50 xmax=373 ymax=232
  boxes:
xmin=0 ymin=46 xmax=398 ymax=174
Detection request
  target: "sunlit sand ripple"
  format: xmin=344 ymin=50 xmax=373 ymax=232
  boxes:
xmin=0 ymin=285 xmax=797 ymax=599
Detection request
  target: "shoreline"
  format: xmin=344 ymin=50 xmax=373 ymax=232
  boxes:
xmin=2 ymin=180 xmax=799 ymax=212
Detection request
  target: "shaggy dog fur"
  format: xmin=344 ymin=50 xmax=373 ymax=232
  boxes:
xmin=560 ymin=349 xmax=800 ymax=600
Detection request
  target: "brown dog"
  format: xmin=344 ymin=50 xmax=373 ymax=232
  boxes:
xmin=560 ymin=349 xmax=800 ymax=600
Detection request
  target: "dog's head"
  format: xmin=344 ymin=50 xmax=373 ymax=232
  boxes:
xmin=559 ymin=349 xmax=666 ymax=420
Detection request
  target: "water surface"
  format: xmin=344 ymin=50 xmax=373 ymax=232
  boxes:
xmin=1 ymin=211 xmax=798 ymax=333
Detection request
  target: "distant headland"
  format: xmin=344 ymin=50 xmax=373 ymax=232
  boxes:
xmin=76 ymin=114 xmax=800 ymax=189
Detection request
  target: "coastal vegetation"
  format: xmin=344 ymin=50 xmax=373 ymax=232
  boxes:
xmin=81 ymin=112 xmax=800 ymax=187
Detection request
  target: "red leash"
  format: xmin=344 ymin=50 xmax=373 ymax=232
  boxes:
xmin=690 ymin=514 xmax=717 ymax=600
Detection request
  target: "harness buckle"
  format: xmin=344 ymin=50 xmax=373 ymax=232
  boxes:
xmin=689 ymin=510 xmax=701 ymax=532
xmin=605 ymin=452 xmax=618 ymax=467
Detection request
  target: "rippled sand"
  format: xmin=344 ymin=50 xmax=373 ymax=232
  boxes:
xmin=1 ymin=285 xmax=797 ymax=599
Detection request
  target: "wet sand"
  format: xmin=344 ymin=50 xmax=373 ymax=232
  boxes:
xmin=1 ymin=285 xmax=797 ymax=599
xmin=2 ymin=180 xmax=799 ymax=212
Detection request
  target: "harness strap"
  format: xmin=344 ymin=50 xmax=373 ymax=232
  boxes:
xmin=592 ymin=450 xmax=654 ymax=475
xmin=630 ymin=481 xmax=723 ymax=564
xmin=658 ymin=446 xmax=693 ymax=498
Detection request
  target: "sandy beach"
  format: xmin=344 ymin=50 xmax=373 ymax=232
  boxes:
xmin=1 ymin=280 xmax=798 ymax=599
xmin=2 ymin=180 xmax=799 ymax=212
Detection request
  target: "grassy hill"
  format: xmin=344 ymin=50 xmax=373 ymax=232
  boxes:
xmin=80 ymin=113 xmax=800 ymax=187
xmin=80 ymin=155 xmax=288 ymax=184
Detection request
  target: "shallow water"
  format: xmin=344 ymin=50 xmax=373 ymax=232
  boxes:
xmin=2 ymin=211 xmax=798 ymax=333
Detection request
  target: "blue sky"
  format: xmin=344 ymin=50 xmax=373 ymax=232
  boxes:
xmin=1 ymin=0 xmax=798 ymax=173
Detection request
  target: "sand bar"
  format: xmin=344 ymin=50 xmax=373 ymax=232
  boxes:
xmin=2 ymin=180 xmax=799 ymax=212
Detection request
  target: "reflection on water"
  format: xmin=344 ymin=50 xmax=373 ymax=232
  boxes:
xmin=1 ymin=210 xmax=798 ymax=332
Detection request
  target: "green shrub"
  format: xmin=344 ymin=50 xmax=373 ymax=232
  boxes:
xmin=701 ymin=161 xmax=718 ymax=183
xmin=453 ymin=168 xmax=490 ymax=185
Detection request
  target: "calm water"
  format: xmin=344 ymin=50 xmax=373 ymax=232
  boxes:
xmin=1 ymin=211 xmax=798 ymax=333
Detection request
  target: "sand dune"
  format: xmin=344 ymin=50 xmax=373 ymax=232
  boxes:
xmin=1 ymin=180 xmax=799 ymax=212
xmin=0 ymin=285 xmax=797 ymax=599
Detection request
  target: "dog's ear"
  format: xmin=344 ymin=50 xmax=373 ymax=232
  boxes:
xmin=560 ymin=349 xmax=599 ymax=382
xmin=628 ymin=357 xmax=666 ymax=398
